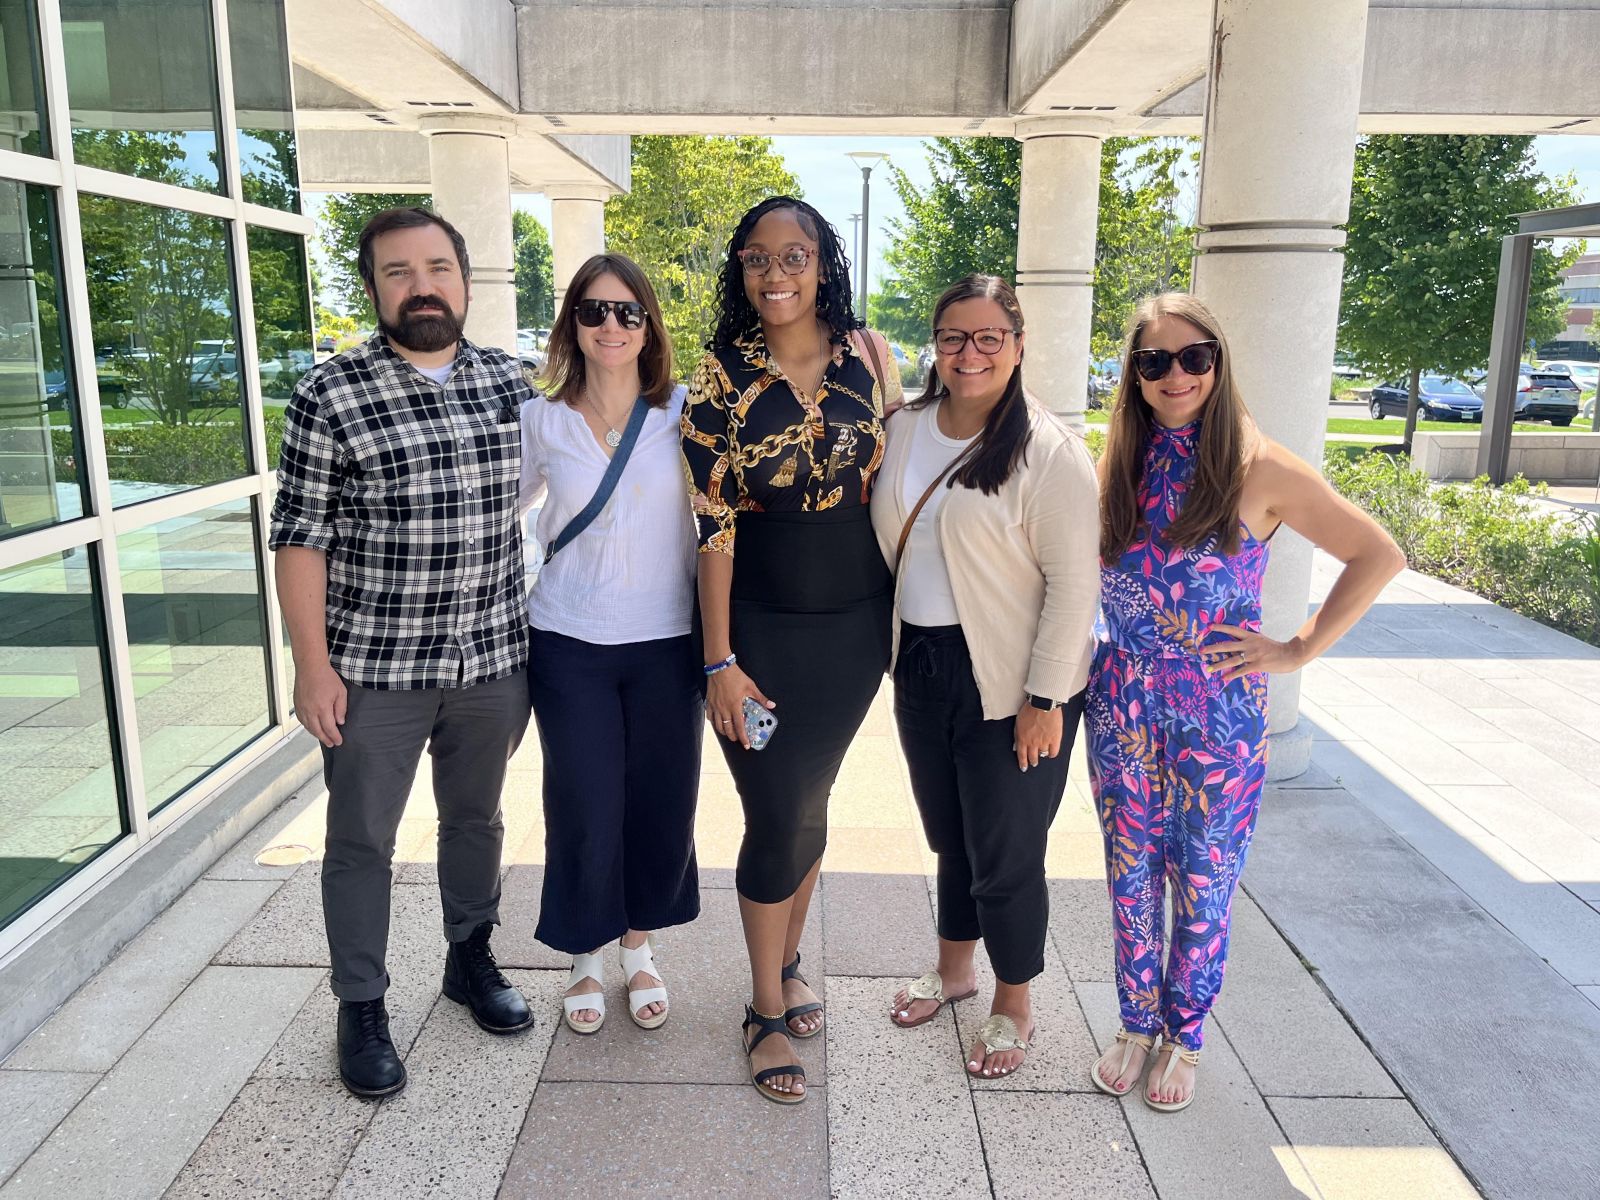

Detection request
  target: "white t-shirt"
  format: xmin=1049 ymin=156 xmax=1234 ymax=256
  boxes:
xmin=899 ymin=402 xmax=975 ymax=628
xmin=411 ymin=361 xmax=454 ymax=386
xmin=518 ymin=385 xmax=697 ymax=644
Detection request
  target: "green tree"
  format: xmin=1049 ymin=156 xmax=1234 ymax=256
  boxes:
xmin=513 ymin=209 xmax=555 ymax=328
xmin=865 ymin=291 xmax=927 ymax=351
xmin=1092 ymin=139 xmax=1196 ymax=360
xmin=316 ymin=192 xmax=427 ymax=320
xmin=883 ymin=138 xmax=1020 ymax=319
xmin=1340 ymin=135 xmax=1581 ymax=450
xmin=74 ymin=131 xmax=239 ymax=428
xmin=604 ymin=136 xmax=801 ymax=371
xmin=881 ymin=137 xmax=1194 ymax=360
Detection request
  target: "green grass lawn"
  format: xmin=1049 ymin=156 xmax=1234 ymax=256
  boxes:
xmin=1327 ymin=416 xmax=1567 ymax=436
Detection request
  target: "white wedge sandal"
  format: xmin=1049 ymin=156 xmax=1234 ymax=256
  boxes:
xmin=563 ymin=950 xmax=606 ymax=1035
xmin=619 ymin=936 xmax=669 ymax=1030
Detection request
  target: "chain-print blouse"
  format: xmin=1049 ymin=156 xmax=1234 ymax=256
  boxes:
xmin=680 ymin=328 xmax=900 ymax=555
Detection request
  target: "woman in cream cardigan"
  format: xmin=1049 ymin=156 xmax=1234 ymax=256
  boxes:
xmin=871 ymin=274 xmax=1099 ymax=1079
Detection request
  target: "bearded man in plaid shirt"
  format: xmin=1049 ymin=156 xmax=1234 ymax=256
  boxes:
xmin=270 ymin=208 xmax=534 ymax=1099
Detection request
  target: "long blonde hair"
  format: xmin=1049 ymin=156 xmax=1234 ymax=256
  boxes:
xmin=1100 ymin=293 xmax=1252 ymax=560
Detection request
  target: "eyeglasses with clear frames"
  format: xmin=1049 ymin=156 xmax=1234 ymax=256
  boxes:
xmin=737 ymin=247 xmax=816 ymax=276
xmin=933 ymin=327 xmax=1015 ymax=356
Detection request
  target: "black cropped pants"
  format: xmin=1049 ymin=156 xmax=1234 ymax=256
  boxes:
xmin=894 ymin=623 xmax=1085 ymax=985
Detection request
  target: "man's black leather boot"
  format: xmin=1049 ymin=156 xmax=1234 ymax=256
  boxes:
xmin=337 ymin=998 xmax=406 ymax=1098
xmin=443 ymin=921 xmax=534 ymax=1034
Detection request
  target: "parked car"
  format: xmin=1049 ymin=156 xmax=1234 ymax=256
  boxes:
xmin=1512 ymin=369 xmax=1582 ymax=425
xmin=43 ymin=360 xmax=131 ymax=410
xmin=1367 ymin=374 xmax=1483 ymax=422
xmin=1538 ymin=360 xmax=1598 ymax=387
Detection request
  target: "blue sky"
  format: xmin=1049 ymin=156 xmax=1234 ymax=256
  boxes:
xmin=513 ymin=133 xmax=1598 ymax=298
xmin=512 ymin=135 xmax=935 ymax=296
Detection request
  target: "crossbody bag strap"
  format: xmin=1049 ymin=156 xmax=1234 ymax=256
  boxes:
xmin=893 ymin=436 xmax=979 ymax=567
xmin=855 ymin=328 xmax=888 ymax=398
xmin=544 ymin=396 xmax=650 ymax=565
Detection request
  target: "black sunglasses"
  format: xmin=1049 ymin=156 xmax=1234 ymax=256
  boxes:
xmin=575 ymin=298 xmax=646 ymax=330
xmin=1130 ymin=340 xmax=1219 ymax=382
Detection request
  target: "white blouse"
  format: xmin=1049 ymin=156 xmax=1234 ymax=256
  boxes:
xmin=898 ymin=401 xmax=975 ymax=628
xmin=518 ymin=384 xmax=697 ymax=645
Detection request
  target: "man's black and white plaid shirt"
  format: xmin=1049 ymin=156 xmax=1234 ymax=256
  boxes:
xmin=269 ymin=334 xmax=530 ymax=689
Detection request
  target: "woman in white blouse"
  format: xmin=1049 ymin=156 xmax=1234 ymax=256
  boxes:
xmin=519 ymin=253 xmax=700 ymax=1035
xmin=870 ymin=274 xmax=1099 ymax=1079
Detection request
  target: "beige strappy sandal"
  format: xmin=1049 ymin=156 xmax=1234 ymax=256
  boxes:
xmin=1144 ymin=1042 xmax=1202 ymax=1112
xmin=890 ymin=971 xmax=978 ymax=1028
xmin=1091 ymin=1028 xmax=1159 ymax=1096
xmin=966 ymin=1014 xmax=1033 ymax=1078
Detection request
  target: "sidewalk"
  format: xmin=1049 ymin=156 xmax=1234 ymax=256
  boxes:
xmin=3 ymin=552 xmax=1597 ymax=1198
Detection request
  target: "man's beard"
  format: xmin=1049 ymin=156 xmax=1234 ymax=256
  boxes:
xmin=379 ymin=294 xmax=467 ymax=353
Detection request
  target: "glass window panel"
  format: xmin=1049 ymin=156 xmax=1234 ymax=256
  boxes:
xmin=0 ymin=0 xmax=48 ymax=156
xmin=228 ymin=0 xmax=298 ymax=211
xmin=119 ymin=498 xmax=271 ymax=812
xmin=61 ymin=0 xmax=224 ymax=194
xmin=1 ymin=182 xmax=89 ymax=540
xmin=78 ymin=195 xmax=249 ymax=505
xmin=246 ymin=225 xmax=312 ymax=468
xmin=0 ymin=545 xmax=125 ymax=928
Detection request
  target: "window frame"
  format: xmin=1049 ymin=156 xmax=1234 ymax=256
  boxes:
xmin=0 ymin=0 xmax=312 ymax=961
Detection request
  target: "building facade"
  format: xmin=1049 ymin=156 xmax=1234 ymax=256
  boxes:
xmin=1554 ymin=251 xmax=1599 ymax=356
xmin=0 ymin=0 xmax=311 ymax=954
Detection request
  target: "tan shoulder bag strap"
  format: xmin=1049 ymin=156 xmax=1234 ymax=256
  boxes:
xmin=894 ymin=436 xmax=979 ymax=567
xmin=854 ymin=328 xmax=888 ymax=395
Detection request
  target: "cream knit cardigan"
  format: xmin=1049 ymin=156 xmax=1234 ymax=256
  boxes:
xmin=870 ymin=399 xmax=1101 ymax=720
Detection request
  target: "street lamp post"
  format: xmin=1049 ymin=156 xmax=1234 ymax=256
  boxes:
xmin=846 ymin=151 xmax=888 ymax=317
xmin=849 ymin=213 xmax=862 ymax=282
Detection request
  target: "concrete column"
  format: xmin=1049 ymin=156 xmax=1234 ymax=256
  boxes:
xmin=548 ymin=185 xmax=610 ymax=310
xmin=1190 ymin=0 xmax=1369 ymax=780
xmin=420 ymin=113 xmax=517 ymax=352
xmin=1015 ymin=118 xmax=1105 ymax=431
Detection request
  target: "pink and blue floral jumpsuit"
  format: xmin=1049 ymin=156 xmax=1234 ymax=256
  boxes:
xmin=1085 ymin=419 xmax=1270 ymax=1051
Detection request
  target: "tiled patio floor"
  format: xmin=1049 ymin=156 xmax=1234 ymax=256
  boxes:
xmin=7 ymin=550 xmax=1600 ymax=1198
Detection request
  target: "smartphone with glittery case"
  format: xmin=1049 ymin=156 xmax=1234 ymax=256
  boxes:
xmin=742 ymin=696 xmax=778 ymax=750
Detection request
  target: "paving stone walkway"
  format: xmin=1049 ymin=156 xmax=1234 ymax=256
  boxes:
xmin=6 ymin=552 xmax=1599 ymax=1198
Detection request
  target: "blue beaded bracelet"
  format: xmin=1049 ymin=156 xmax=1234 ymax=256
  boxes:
xmin=703 ymin=653 xmax=737 ymax=677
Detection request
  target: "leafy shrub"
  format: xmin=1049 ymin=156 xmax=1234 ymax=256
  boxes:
xmin=1324 ymin=449 xmax=1600 ymax=644
xmin=51 ymin=412 xmax=287 ymax=484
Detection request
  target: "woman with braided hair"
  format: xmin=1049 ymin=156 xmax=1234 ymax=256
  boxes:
xmin=680 ymin=196 xmax=900 ymax=1105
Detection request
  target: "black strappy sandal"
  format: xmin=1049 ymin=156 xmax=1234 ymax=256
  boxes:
xmin=742 ymin=1006 xmax=806 ymax=1105
xmin=782 ymin=952 xmax=824 ymax=1039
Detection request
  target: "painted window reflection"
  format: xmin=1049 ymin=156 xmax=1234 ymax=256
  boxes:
xmin=78 ymin=196 xmax=249 ymax=505
xmin=60 ymin=0 xmax=224 ymax=194
xmin=0 ymin=546 xmax=124 ymax=926
xmin=228 ymin=0 xmax=299 ymax=211
xmin=119 ymin=499 xmax=271 ymax=813
xmin=0 ymin=0 xmax=49 ymax=157
xmin=0 ymin=183 xmax=87 ymax=540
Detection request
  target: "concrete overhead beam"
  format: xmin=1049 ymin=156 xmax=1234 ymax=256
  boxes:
xmin=297 ymin=127 xmax=630 ymax=197
xmin=1009 ymin=0 xmax=1210 ymax=119
xmin=514 ymin=1 xmax=1009 ymax=122
xmin=286 ymin=0 xmax=515 ymax=116
xmin=1142 ymin=5 xmax=1600 ymax=135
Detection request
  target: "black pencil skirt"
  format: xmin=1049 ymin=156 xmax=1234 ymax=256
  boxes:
xmin=721 ymin=507 xmax=892 ymax=903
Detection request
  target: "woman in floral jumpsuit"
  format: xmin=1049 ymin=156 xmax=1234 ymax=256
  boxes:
xmin=1087 ymin=293 xmax=1404 ymax=1113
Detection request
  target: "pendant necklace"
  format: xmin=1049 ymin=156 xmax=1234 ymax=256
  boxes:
xmin=584 ymin=390 xmax=624 ymax=448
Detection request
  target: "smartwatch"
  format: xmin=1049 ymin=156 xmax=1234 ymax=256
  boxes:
xmin=1026 ymin=693 xmax=1061 ymax=712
